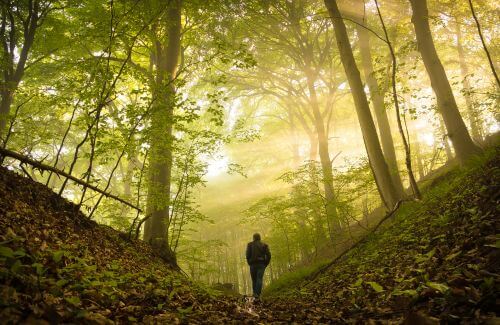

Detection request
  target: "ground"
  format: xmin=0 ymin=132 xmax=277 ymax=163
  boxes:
xmin=0 ymin=147 xmax=498 ymax=324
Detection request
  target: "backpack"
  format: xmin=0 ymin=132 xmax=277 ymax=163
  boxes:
xmin=248 ymin=241 xmax=269 ymax=265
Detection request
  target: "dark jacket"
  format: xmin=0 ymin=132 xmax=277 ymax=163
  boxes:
xmin=246 ymin=240 xmax=271 ymax=266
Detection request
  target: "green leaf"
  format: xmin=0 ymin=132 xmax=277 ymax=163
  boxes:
xmin=366 ymin=281 xmax=384 ymax=293
xmin=56 ymin=279 xmax=69 ymax=287
xmin=445 ymin=251 xmax=461 ymax=261
xmin=0 ymin=246 xmax=14 ymax=258
xmin=392 ymin=289 xmax=417 ymax=297
xmin=65 ymin=296 xmax=81 ymax=306
xmin=177 ymin=306 xmax=192 ymax=315
xmin=426 ymin=282 xmax=449 ymax=293
xmin=353 ymin=278 xmax=363 ymax=287
xmin=13 ymin=249 xmax=26 ymax=258
xmin=10 ymin=260 xmax=22 ymax=273
xmin=53 ymin=250 xmax=65 ymax=263
xmin=32 ymin=262 xmax=45 ymax=275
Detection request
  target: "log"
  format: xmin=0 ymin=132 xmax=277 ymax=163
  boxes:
xmin=0 ymin=147 xmax=142 ymax=212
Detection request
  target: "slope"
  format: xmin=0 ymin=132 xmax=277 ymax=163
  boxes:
xmin=0 ymin=146 xmax=498 ymax=324
xmin=256 ymin=147 xmax=499 ymax=323
xmin=0 ymin=165 xmax=246 ymax=323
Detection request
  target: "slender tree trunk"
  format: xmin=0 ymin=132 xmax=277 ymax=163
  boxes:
xmin=0 ymin=1 xmax=39 ymax=137
xmin=356 ymin=24 xmax=405 ymax=196
xmin=288 ymin=111 xmax=301 ymax=166
xmin=410 ymin=123 xmax=425 ymax=180
xmin=304 ymin=67 xmax=341 ymax=236
xmin=408 ymin=0 xmax=482 ymax=164
xmin=455 ymin=21 xmax=482 ymax=142
xmin=467 ymin=0 xmax=500 ymax=88
xmin=374 ymin=0 xmax=420 ymax=199
xmin=324 ymin=0 xmax=401 ymax=208
xmin=143 ymin=0 xmax=182 ymax=264
xmin=309 ymin=134 xmax=318 ymax=161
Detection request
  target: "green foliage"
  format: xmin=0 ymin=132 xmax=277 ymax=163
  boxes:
xmin=263 ymin=259 xmax=331 ymax=297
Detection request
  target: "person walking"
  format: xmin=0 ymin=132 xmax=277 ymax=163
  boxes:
xmin=246 ymin=233 xmax=271 ymax=299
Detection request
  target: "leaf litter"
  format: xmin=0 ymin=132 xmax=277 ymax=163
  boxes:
xmin=0 ymin=148 xmax=499 ymax=323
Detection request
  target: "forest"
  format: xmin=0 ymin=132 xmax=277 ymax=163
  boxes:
xmin=0 ymin=0 xmax=498 ymax=323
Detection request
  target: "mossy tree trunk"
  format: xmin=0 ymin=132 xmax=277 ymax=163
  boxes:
xmin=143 ymin=0 xmax=182 ymax=264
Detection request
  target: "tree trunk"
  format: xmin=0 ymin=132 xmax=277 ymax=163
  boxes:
xmin=467 ymin=0 xmax=500 ymax=88
xmin=324 ymin=0 xmax=401 ymax=208
xmin=408 ymin=0 xmax=482 ymax=164
xmin=439 ymin=117 xmax=453 ymax=160
xmin=0 ymin=1 xmax=39 ymax=137
xmin=309 ymin=134 xmax=318 ymax=161
xmin=143 ymin=0 xmax=182 ymax=264
xmin=455 ymin=21 xmax=482 ymax=142
xmin=0 ymin=89 xmax=13 ymax=135
xmin=356 ymin=24 xmax=405 ymax=196
xmin=304 ymin=67 xmax=341 ymax=236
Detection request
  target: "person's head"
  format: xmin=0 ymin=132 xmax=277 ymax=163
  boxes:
xmin=253 ymin=233 xmax=261 ymax=241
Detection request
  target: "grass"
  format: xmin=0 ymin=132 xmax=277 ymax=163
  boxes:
xmin=263 ymin=258 xmax=331 ymax=297
xmin=263 ymin=147 xmax=497 ymax=298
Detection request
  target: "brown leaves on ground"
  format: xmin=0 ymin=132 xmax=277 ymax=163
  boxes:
xmin=0 ymin=148 xmax=499 ymax=324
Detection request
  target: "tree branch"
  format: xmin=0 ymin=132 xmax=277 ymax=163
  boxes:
xmin=0 ymin=147 xmax=142 ymax=211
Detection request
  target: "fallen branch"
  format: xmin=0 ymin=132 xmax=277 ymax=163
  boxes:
xmin=0 ymin=147 xmax=142 ymax=212
xmin=304 ymin=199 xmax=409 ymax=282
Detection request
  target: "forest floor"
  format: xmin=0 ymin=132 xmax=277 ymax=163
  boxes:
xmin=0 ymin=147 xmax=499 ymax=324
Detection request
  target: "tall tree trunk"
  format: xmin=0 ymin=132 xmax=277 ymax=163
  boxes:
xmin=309 ymin=134 xmax=318 ymax=161
xmin=455 ymin=21 xmax=482 ymax=142
xmin=408 ymin=0 xmax=482 ymax=164
xmin=374 ymin=0 xmax=421 ymax=199
xmin=0 ymin=90 xmax=13 ymax=135
xmin=304 ymin=66 xmax=341 ymax=236
xmin=324 ymin=0 xmax=401 ymax=209
xmin=0 ymin=1 xmax=39 ymax=137
xmin=356 ymin=23 xmax=405 ymax=196
xmin=143 ymin=0 xmax=182 ymax=264
xmin=288 ymin=110 xmax=301 ymax=166
xmin=413 ymin=134 xmax=425 ymax=180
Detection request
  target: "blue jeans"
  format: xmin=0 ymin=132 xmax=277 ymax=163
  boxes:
xmin=249 ymin=264 xmax=266 ymax=297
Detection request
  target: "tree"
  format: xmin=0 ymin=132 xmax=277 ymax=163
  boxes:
xmin=373 ymin=0 xmax=421 ymax=199
xmin=142 ymin=0 xmax=182 ymax=263
xmin=324 ymin=0 xmax=401 ymax=209
xmin=408 ymin=0 xmax=482 ymax=164
xmin=0 ymin=0 xmax=55 ymax=137
xmin=237 ymin=0 xmax=344 ymax=235
xmin=353 ymin=4 xmax=405 ymax=196
xmin=455 ymin=20 xmax=482 ymax=142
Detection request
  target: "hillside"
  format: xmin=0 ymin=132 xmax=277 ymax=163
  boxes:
xmin=0 ymin=165 xmax=243 ymax=323
xmin=0 ymin=147 xmax=499 ymax=324
xmin=258 ymin=148 xmax=499 ymax=323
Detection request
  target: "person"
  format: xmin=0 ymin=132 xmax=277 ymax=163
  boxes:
xmin=246 ymin=233 xmax=271 ymax=299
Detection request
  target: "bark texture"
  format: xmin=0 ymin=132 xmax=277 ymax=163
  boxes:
xmin=143 ymin=0 xmax=182 ymax=264
xmin=0 ymin=1 xmax=40 ymax=136
xmin=409 ymin=0 xmax=482 ymax=164
xmin=356 ymin=24 xmax=405 ymax=196
xmin=324 ymin=0 xmax=401 ymax=208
